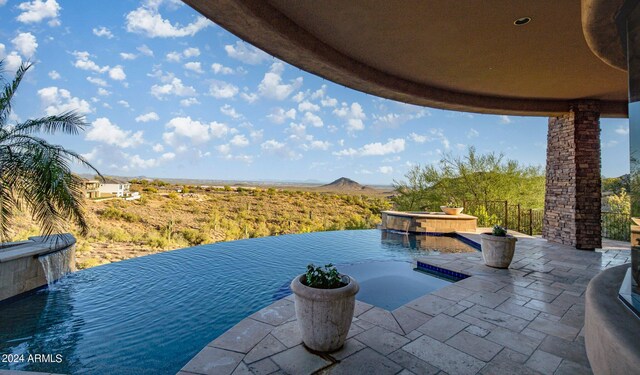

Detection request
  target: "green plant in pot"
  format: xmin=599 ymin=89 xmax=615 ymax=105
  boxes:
xmin=290 ymin=263 xmax=359 ymax=352
xmin=481 ymin=225 xmax=517 ymax=268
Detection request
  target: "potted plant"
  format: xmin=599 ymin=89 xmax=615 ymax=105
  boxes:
xmin=481 ymin=225 xmax=517 ymax=268
xmin=290 ymin=263 xmax=359 ymax=353
xmin=440 ymin=200 xmax=464 ymax=215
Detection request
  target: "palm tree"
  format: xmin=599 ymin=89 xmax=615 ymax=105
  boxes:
xmin=0 ymin=61 xmax=101 ymax=243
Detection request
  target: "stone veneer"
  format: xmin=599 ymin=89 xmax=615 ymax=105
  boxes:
xmin=543 ymin=101 xmax=602 ymax=250
xmin=0 ymin=234 xmax=76 ymax=302
xmin=381 ymin=211 xmax=478 ymax=233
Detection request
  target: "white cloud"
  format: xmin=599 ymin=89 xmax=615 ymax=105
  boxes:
xmin=321 ymin=97 xmax=338 ymax=107
xmin=16 ymin=0 xmax=60 ymax=25
xmin=333 ymin=102 xmax=366 ymax=132
xmin=211 ymin=63 xmax=234 ymax=75
xmin=258 ymin=62 xmax=303 ymax=100
xmin=224 ymin=41 xmax=270 ymax=65
xmin=209 ymin=80 xmax=239 ymax=99
xmin=166 ymin=51 xmax=182 ymax=62
xmin=12 ymin=32 xmax=38 ymax=58
xmin=220 ymin=104 xmax=242 ymax=119
xmin=108 ymin=65 xmax=126 ymax=81
xmin=86 ymin=117 xmax=144 ymax=148
xmin=615 ymin=125 xmax=629 ymax=135
xmin=184 ymin=61 xmax=203 ymax=73
xmin=117 ymin=100 xmax=130 ymax=108
xmin=125 ymin=2 xmax=210 ymax=38
xmin=93 ymin=26 xmax=114 ymax=39
xmin=333 ymin=138 xmax=405 ymax=157
xmin=163 ymin=116 xmax=229 ymax=145
xmin=180 ymin=97 xmax=200 ymax=107
xmin=4 ymin=52 xmax=22 ymax=72
xmin=298 ymin=100 xmax=320 ymax=112
xmin=48 ymin=70 xmax=60 ymax=80
xmin=152 ymin=143 xmax=164 ymax=152
xmin=97 ymin=87 xmax=111 ymax=96
xmin=308 ymin=140 xmax=331 ymax=151
xmin=37 ymin=86 xmax=92 ymax=115
xmin=409 ymin=129 xmax=450 ymax=149
xmin=499 ymin=115 xmax=512 ymax=124
xmin=373 ymin=108 xmax=427 ymax=128
xmin=72 ymin=51 xmax=108 ymax=73
xmin=151 ymin=77 xmax=196 ymax=99
xmin=120 ymin=52 xmax=137 ymax=60
xmin=268 ymin=107 xmax=296 ymax=124
xmin=240 ymin=92 xmax=259 ymax=103
xmin=135 ymin=112 xmax=159 ymax=122
xmin=467 ymin=128 xmax=479 ymax=138
xmin=303 ymin=112 xmax=323 ymax=127
xmin=183 ymin=47 xmax=200 ymax=57
xmin=86 ymin=77 xmax=108 ymax=87
xmin=261 ymin=139 xmax=301 ymax=160
xmin=230 ymin=134 xmax=249 ymax=147
xmin=379 ymin=166 xmax=393 ymax=174
xmin=409 ymin=133 xmax=429 ymax=143
xmin=137 ymin=44 xmax=154 ymax=57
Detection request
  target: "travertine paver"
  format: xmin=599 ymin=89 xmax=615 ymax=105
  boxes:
xmin=179 ymin=233 xmax=630 ymax=375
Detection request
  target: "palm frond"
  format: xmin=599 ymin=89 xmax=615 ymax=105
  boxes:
xmin=0 ymin=62 xmax=32 ymax=129
xmin=9 ymin=111 xmax=87 ymax=136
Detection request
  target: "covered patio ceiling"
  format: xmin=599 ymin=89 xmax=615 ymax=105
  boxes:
xmin=184 ymin=0 xmax=629 ymax=118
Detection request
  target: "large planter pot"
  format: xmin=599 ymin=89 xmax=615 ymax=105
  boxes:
xmin=481 ymin=233 xmax=517 ymax=268
xmin=290 ymin=274 xmax=359 ymax=353
xmin=440 ymin=206 xmax=463 ymax=215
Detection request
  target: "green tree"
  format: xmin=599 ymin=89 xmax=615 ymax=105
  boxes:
xmin=0 ymin=62 xmax=100 ymax=242
xmin=393 ymin=147 xmax=545 ymax=210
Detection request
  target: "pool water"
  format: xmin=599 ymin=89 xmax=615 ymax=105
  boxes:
xmin=0 ymin=229 xmax=476 ymax=374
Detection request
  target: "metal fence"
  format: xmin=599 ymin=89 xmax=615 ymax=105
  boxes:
xmin=462 ymin=200 xmax=631 ymax=241
xmin=601 ymin=212 xmax=631 ymax=241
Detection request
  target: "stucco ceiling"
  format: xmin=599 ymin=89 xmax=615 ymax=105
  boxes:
xmin=184 ymin=0 xmax=629 ymax=117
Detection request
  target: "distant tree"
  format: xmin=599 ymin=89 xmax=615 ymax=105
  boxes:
xmin=0 ymin=61 xmax=101 ymax=242
xmin=393 ymin=147 xmax=545 ymax=210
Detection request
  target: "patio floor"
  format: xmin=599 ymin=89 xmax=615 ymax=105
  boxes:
xmin=179 ymin=233 xmax=631 ymax=375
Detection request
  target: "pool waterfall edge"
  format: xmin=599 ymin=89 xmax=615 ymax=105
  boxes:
xmin=0 ymin=233 xmax=76 ymax=302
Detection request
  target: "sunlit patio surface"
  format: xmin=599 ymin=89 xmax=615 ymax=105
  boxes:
xmin=173 ymin=232 xmax=630 ymax=375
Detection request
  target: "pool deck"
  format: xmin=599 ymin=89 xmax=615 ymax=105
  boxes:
xmin=179 ymin=231 xmax=631 ymax=375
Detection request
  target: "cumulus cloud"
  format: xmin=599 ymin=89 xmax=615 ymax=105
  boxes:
xmin=135 ymin=112 xmax=160 ymax=122
xmin=184 ymin=61 xmax=203 ymax=74
xmin=378 ymin=166 xmax=393 ymax=174
xmin=302 ymin=112 xmax=323 ymax=128
xmin=211 ymin=63 xmax=234 ymax=75
xmin=166 ymin=47 xmax=200 ymax=62
xmin=85 ymin=117 xmax=144 ymax=148
xmin=72 ymin=51 xmax=108 ymax=73
xmin=152 ymin=143 xmax=164 ymax=152
xmin=137 ymin=44 xmax=154 ymax=57
xmin=120 ymin=52 xmax=137 ymax=60
xmin=240 ymin=92 xmax=259 ymax=104
xmin=108 ymin=65 xmax=126 ymax=81
xmin=117 ymin=100 xmax=130 ymax=108
xmin=230 ymin=134 xmax=249 ymax=147
xmin=97 ymin=87 xmax=111 ymax=96
xmin=261 ymin=139 xmax=301 ymax=160
xmin=333 ymin=102 xmax=366 ymax=132
xmin=93 ymin=26 xmax=113 ymax=39
xmin=209 ymin=80 xmax=239 ymax=99
xmin=86 ymin=77 xmax=108 ymax=87
xmin=267 ymin=107 xmax=296 ymax=124
xmin=183 ymin=47 xmax=199 ymax=57
xmin=37 ymin=86 xmax=92 ymax=115
xmin=151 ymin=77 xmax=196 ymax=99
xmin=220 ymin=104 xmax=242 ymax=119
xmin=163 ymin=116 xmax=229 ymax=145
xmin=308 ymin=140 xmax=331 ymax=151
xmin=180 ymin=97 xmax=200 ymax=107
xmin=372 ymin=108 xmax=427 ymax=129
xmin=333 ymin=138 xmax=405 ymax=157
xmin=298 ymin=100 xmax=320 ymax=112
xmin=125 ymin=1 xmax=210 ymax=38
xmin=17 ymin=0 xmax=60 ymax=25
xmin=615 ymin=125 xmax=629 ymax=135
xmin=48 ymin=70 xmax=61 ymax=80
xmin=224 ymin=41 xmax=270 ymax=65
xmin=408 ymin=129 xmax=450 ymax=149
xmin=12 ymin=32 xmax=38 ymax=58
xmin=258 ymin=62 xmax=303 ymax=100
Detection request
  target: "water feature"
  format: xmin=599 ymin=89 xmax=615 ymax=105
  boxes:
xmin=38 ymin=247 xmax=75 ymax=287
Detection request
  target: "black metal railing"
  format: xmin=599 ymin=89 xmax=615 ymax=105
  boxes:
xmin=601 ymin=212 xmax=631 ymax=241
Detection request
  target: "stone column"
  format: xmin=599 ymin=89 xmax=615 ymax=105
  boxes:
xmin=543 ymin=101 xmax=601 ymax=250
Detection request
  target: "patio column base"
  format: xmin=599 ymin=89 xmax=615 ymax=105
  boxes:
xmin=543 ymin=100 xmax=602 ymax=250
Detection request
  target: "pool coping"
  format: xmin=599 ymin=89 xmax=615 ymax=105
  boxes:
xmin=179 ymin=230 xmax=626 ymax=375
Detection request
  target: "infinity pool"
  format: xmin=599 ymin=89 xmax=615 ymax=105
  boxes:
xmin=0 ymin=229 xmax=476 ymax=374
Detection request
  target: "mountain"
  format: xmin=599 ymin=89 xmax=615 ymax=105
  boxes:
xmin=322 ymin=177 xmax=369 ymax=190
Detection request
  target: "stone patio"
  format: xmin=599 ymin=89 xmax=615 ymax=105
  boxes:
xmin=178 ymin=232 xmax=631 ymax=375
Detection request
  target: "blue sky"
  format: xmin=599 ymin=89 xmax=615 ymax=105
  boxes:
xmin=0 ymin=0 xmax=631 ymax=185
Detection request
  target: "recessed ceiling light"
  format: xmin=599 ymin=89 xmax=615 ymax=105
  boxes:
xmin=514 ymin=17 xmax=532 ymax=26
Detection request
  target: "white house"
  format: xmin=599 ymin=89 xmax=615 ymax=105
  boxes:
xmin=97 ymin=183 xmax=131 ymax=197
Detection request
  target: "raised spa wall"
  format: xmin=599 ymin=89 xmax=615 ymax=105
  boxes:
xmin=381 ymin=210 xmax=477 ymax=233
xmin=0 ymin=234 xmax=76 ymax=302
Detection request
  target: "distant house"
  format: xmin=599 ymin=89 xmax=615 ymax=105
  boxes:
xmin=82 ymin=178 xmax=133 ymax=198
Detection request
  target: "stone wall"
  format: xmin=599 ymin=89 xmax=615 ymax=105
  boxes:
xmin=543 ymin=101 xmax=602 ymax=250
xmin=0 ymin=234 xmax=76 ymax=302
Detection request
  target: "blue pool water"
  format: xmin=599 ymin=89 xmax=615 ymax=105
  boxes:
xmin=0 ymin=229 xmax=476 ymax=374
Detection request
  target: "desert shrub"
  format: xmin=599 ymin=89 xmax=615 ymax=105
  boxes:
xmin=181 ymin=228 xmax=211 ymax=246
xmin=77 ymin=258 xmax=105 ymax=269
xmin=98 ymin=206 xmax=141 ymax=222
xmin=143 ymin=186 xmax=158 ymax=193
